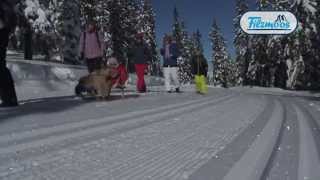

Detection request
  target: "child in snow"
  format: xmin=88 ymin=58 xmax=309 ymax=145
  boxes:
xmin=107 ymin=56 xmax=128 ymax=89
xmin=79 ymin=20 xmax=106 ymax=73
xmin=191 ymin=50 xmax=208 ymax=94
xmin=160 ymin=35 xmax=181 ymax=93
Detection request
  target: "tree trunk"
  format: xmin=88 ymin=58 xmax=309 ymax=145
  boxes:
xmin=24 ymin=24 xmax=33 ymax=60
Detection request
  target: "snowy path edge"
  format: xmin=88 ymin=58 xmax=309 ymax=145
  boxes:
xmin=222 ymin=100 xmax=284 ymax=180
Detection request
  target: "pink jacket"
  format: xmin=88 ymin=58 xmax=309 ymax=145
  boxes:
xmin=79 ymin=31 xmax=105 ymax=59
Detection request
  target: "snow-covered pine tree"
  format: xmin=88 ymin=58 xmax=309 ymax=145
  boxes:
xmin=15 ymin=0 xmax=65 ymax=61
xmin=108 ymin=0 xmax=141 ymax=72
xmin=17 ymin=0 xmax=49 ymax=60
xmin=191 ymin=30 xmax=204 ymax=54
xmin=139 ymin=0 xmax=161 ymax=76
xmin=248 ymin=0 xmax=273 ymax=87
xmin=23 ymin=0 xmax=51 ymax=33
xmin=233 ymin=0 xmax=250 ymax=85
xmin=267 ymin=0 xmax=291 ymax=88
xmin=305 ymin=0 xmax=320 ymax=90
xmin=80 ymin=0 xmax=98 ymax=21
xmin=287 ymin=0 xmax=318 ymax=89
xmin=172 ymin=6 xmax=183 ymax=51
xmin=190 ymin=29 xmax=207 ymax=80
xmin=228 ymin=58 xmax=238 ymax=87
xmin=108 ymin=0 xmax=128 ymax=66
xmin=95 ymin=0 xmax=112 ymax=57
xmin=209 ymin=19 xmax=230 ymax=88
xmin=61 ymin=0 xmax=81 ymax=64
xmin=314 ymin=0 xmax=320 ymax=89
xmin=180 ymin=21 xmax=193 ymax=83
xmin=45 ymin=0 xmax=64 ymax=61
xmin=172 ymin=7 xmax=193 ymax=84
xmin=270 ymin=0 xmax=290 ymax=10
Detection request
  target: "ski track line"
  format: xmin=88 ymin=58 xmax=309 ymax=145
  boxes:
xmin=97 ymin=97 xmax=262 ymax=177
xmin=81 ymin=112 xmax=232 ymax=180
xmin=187 ymin=97 xmax=275 ymax=180
xmin=223 ymin=100 xmax=284 ymax=180
xmin=0 ymin=94 xmax=240 ymax=177
xmin=294 ymin=104 xmax=320 ymax=180
xmin=259 ymin=99 xmax=288 ymax=180
xmin=299 ymin=99 xmax=320 ymax=156
xmin=300 ymin=98 xmax=320 ymax=129
xmin=2 ymin=133 xmax=193 ymax=179
xmin=89 ymin=96 xmax=267 ymax=180
xmin=0 ymin=91 xmax=224 ymax=136
xmin=121 ymin=98 xmax=266 ymax=180
xmin=40 ymin=96 xmax=250 ymax=180
xmin=137 ymin=104 xmax=264 ymax=180
xmin=113 ymin=135 xmax=217 ymax=180
xmin=260 ymin=98 xmax=300 ymax=180
xmin=0 ymin=94 xmax=235 ymax=155
xmin=0 ymin=93 xmax=229 ymax=145
xmin=161 ymin=135 xmax=236 ymax=180
xmin=2 ymin=95 xmax=265 ymax=180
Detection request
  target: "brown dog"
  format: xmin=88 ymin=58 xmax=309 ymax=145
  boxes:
xmin=76 ymin=65 xmax=118 ymax=99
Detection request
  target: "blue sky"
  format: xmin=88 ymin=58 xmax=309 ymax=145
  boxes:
xmin=152 ymin=0 xmax=255 ymax=60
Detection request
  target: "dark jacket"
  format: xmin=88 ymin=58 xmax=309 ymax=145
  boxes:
xmin=0 ymin=0 xmax=17 ymax=33
xmin=161 ymin=43 xmax=180 ymax=67
xmin=129 ymin=43 xmax=151 ymax=64
xmin=0 ymin=1 xmax=18 ymax=105
xmin=191 ymin=54 xmax=208 ymax=76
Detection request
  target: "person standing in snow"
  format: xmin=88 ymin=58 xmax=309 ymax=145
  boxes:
xmin=191 ymin=50 xmax=208 ymax=94
xmin=129 ymin=33 xmax=151 ymax=93
xmin=160 ymin=35 xmax=181 ymax=93
xmin=0 ymin=0 xmax=19 ymax=107
xmin=79 ymin=20 xmax=105 ymax=73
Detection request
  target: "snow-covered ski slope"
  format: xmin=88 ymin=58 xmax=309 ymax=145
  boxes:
xmin=0 ymin=56 xmax=320 ymax=180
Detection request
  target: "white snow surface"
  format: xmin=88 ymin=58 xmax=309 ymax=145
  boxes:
xmin=1 ymin=58 xmax=320 ymax=180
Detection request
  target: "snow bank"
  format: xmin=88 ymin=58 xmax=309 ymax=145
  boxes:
xmin=232 ymin=86 xmax=320 ymax=98
xmin=7 ymin=60 xmax=86 ymax=101
xmin=6 ymin=59 xmax=165 ymax=101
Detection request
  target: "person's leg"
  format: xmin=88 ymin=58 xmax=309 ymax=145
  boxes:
xmin=163 ymin=67 xmax=171 ymax=92
xmin=93 ymin=57 xmax=102 ymax=71
xmin=86 ymin=59 xmax=94 ymax=73
xmin=134 ymin=64 xmax=140 ymax=91
xmin=140 ymin=64 xmax=147 ymax=92
xmin=135 ymin=64 xmax=146 ymax=92
xmin=0 ymin=29 xmax=18 ymax=106
xmin=138 ymin=64 xmax=147 ymax=92
xmin=195 ymin=75 xmax=201 ymax=93
xmin=118 ymin=64 xmax=128 ymax=87
xmin=200 ymin=75 xmax=208 ymax=94
xmin=171 ymin=67 xmax=180 ymax=91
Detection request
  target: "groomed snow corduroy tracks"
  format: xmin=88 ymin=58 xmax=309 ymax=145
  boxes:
xmin=0 ymin=88 xmax=319 ymax=180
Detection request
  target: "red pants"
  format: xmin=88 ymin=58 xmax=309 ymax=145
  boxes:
xmin=135 ymin=64 xmax=147 ymax=92
xmin=112 ymin=64 xmax=128 ymax=87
